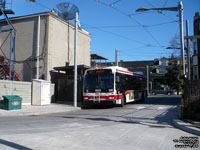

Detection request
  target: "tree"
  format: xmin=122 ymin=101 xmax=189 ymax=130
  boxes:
xmin=165 ymin=63 xmax=180 ymax=93
xmin=169 ymin=34 xmax=193 ymax=57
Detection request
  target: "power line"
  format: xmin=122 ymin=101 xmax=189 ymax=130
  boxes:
xmin=81 ymin=22 xmax=148 ymax=45
xmin=82 ymin=20 xmax=178 ymax=29
xmin=82 ymin=24 xmax=142 ymax=29
xmin=163 ymin=0 xmax=169 ymax=8
xmin=109 ymin=0 xmax=122 ymax=7
xmin=120 ymin=52 xmax=171 ymax=55
xmin=94 ymin=0 xmax=165 ymax=50
xmin=119 ymin=53 xmax=171 ymax=57
xmin=35 ymin=1 xmax=51 ymax=11
xmin=142 ymin=0 xmax=176 ymax=21
xmin=119 ymin=46 xmax=151 ymax=51
xmin=128 ymin=11 xmax=158 ymax=16
xmin=118 ymin=45 xmax=166 ymax=51
xmin=143 ymin=0 xmax=155 ymax=7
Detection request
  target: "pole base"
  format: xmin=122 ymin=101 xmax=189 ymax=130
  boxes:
xmin=178 ymin=105 xmax=184 ymax=119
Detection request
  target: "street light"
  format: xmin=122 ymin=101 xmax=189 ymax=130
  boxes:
xmin=136 ymin=2 xmax=185 ymax=114
xmin=166 ymin=46 xmax=187 ymax=50
xmin=136 ymin=1 xmax=185 ymax=75
xmin=136 ymin=7 xmax=179 ymax=12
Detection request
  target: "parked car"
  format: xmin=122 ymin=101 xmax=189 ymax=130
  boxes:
xmin=152 ymin=88 xmax=173 ymax=95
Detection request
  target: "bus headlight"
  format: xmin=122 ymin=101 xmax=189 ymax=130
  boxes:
xmin=84 ymin=96 xmax=89 ymax=100
xmin=108 ymin=96 xmax=115 ymax=100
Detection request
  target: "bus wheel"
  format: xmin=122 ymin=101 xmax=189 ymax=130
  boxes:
xmin=141 ymin=95 xmax=145 ymax=102
xmin=120 ymin=95 xmax=125 ymax=107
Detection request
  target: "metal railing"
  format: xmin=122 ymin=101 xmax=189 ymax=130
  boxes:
xmin=0 ymin=0 xmax=13 ymax=10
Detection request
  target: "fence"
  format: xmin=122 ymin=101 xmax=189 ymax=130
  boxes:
xmin=184 ymin=80 xmax=200 ymax=120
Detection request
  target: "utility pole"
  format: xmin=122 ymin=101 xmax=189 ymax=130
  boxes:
xmin=115 ymin=49 xmax=119 ymax=66
xmin=194 ymin=12 xmax=200 ymax=80
xmin=73 ymin=12 xmax=79 ymax=108
xmin=147 ymin=65 xmax=149 ymax=96
xmin=36 ymin=15 xmax=40 ymax=79
xmin=186 ymin=20 xmax=190 ymax=80
xmin=136 ymin=1 xmax=185 ymax=118
xmin=178 ymin=1 xmax=185 ymax=110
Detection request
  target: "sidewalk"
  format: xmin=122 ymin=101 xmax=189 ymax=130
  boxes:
xmin=173 ymin=119 xmax=200 ymax=136
xmin=0 ymin=103 xmax=81 ymax=117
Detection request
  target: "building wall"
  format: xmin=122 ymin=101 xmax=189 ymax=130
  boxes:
xmin=0 ymin=14 xmax=48 ymax=81
xmin=47 ymin=15 xmax=91 ymax=81
xmin=0 ymin=12 xmax=91 ymax=82
xmin=0 ymin=80 xmax=32 ymax=105
xmin=0 ymin=80 xmax=55 ymax=107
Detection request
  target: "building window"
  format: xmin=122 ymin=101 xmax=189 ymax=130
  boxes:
xmin=159 ymin=66 xmax=167 ymax=73
xmin=160 ymin=59 xmax=167 ymax=65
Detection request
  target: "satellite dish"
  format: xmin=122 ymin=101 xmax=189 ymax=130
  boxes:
xmin=56 ymin=2 xmax=79 ymax=20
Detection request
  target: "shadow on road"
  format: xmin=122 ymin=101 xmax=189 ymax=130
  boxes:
xmin=0 ymin=139 xmax=33 ymax=150
xmin=50 ymin=96 xmax=181 ymax=129
xmin=60 ymin=107 xmax=178 ymax=129
xmin=141 ymin=96 xmax=181 ymax=106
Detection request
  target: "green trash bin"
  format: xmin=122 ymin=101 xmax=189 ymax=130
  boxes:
xmin=3 ymin=95 xmax=22 ymax=110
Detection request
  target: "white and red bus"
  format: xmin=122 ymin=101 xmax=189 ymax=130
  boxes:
xmin=82 ymin=66 xmax=147 ymax=107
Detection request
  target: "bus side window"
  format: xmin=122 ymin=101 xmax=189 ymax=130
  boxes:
xmin=116 ymin=75 xmax=120 ymax=83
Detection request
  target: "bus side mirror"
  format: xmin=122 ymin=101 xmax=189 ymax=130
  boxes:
xmin=116 ymin=76 xmax=120 ymax=83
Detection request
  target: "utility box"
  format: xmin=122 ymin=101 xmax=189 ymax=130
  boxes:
xmin=3 ymin=95 xmax=22 ymax=110
xmin=32 ymin=79 xmax=51 ymax=105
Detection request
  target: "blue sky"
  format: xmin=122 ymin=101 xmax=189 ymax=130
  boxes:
xmin=3 ymin=0 xmax=200 ymax=62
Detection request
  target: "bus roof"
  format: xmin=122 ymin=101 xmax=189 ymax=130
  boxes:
xmin=85 ymin=66 xmax=144 ymax=77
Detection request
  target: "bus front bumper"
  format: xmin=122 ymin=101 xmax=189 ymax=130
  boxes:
xmin=82 ymin=99 xmax=121 ymax=105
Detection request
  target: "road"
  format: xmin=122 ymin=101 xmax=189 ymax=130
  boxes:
xmin=0 ymin=96 xmax=199 ymax=150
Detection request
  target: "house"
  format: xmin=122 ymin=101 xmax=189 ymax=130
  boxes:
xmin=152 ymin=57 xmax=169 ymax=74
xmin=151 ymin=56 xmax=180 ymax=89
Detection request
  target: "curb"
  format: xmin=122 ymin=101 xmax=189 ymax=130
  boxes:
xmin=1 ymin=108 xmax=81 ymax=117
xmin=0 ymin=105 xmax=81 ymax=117
xmin=173 ymin=119 xmax=200 ymax=136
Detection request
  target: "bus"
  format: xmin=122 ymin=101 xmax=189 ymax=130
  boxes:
xmin=82 ymin=66 xmax=147 ymax=107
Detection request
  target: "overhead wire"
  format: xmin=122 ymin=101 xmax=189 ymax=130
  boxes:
xmin=119 ymin=53 xmax=171 ymax=57
xmin=94 ymin=0 xmax=166 ymax=51
xmin=34 ymin=0 xmax=169 ymax=52
xmin=142 ymin=0 xmax=177 ymax=21
xmin=35 ymin=1 xmax=52 ymax=11
xmin=118 ymin=45 xmax=164 ymax=51
xmin=30 ymin=0 xmax=175 ymax=59
xmin=81 ymin=22 xmax=148 ymax=45
xmin=120 ymin=54 xmax=171 ymax=57
xmin=163 ymin=0 xmax=169 ymax=8
xmin=82 ymin=20 xmax=178 ymax=29
xmin=119 ymin=51 xmax=172 ymax=57
xmin=109 ymin=0 xmax=122 ymax=7
xmin=128 ymin=11 xmax=158 ymax=17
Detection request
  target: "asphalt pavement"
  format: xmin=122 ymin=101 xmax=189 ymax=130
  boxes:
xmin=0 ymin=98 xmax=199 ymax=136
xmin=0 ymin=96 xmax=199 ymax=150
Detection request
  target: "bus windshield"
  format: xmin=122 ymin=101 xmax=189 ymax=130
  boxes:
xmin=84 ymin=69 xmax=114 ymax=92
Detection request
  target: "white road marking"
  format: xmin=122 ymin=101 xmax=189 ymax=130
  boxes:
xmin=158 ymin=107 xmax=166 ymax=110
xmin=0 ymin=123 xmax=101 ymax=132
xmin=136 ymin=106 xmax=146 ymax=110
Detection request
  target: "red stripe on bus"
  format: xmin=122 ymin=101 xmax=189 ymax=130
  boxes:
xmin=125 ymin=91 xmax=130 ymax=95
xmin=83 ymin=94 xmax=122 ymax=101
xmin=118 ymin=70 xmax=133 ymax=75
